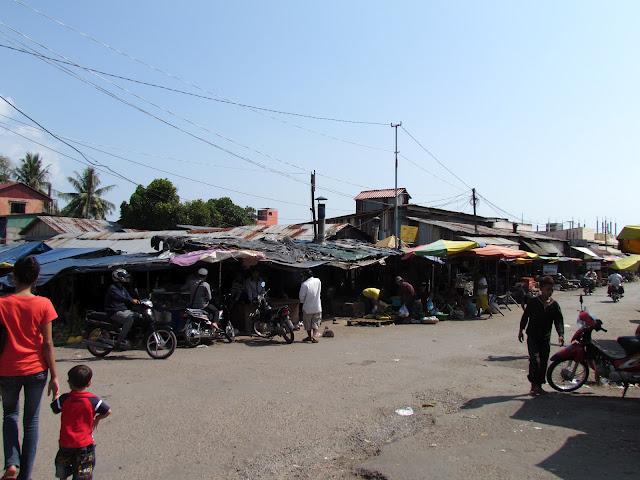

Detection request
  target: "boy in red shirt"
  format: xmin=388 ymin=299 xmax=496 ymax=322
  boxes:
xmin=51 ymin=365 xmax=111 ymax=480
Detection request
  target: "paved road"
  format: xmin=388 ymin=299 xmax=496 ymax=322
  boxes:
xmin=26 ymin=282 xmax=640 ymax=479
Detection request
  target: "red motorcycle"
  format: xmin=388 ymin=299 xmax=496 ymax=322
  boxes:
xmin=546 ymin=311 xmax=640 ymax=397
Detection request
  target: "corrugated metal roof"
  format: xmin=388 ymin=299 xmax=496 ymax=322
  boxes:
xmin=45 ymin=224 xmax=357 ymax=254
xmin=355 ymin=188 xmax=409 ymax=200
xmin=458 ymin=235 xmax=520 ymax=247
xmin=408 ymin=217 xmax=562 ymax=242
xmin=23 ymin=216 xmax=121 ymax=235
xmin=46 ymin=230 xmax=186 ymax=254
xmin=522 ymin=240 xmax=564 ymax=257
xmin=570 ymin=246 xmax=603 ymax=260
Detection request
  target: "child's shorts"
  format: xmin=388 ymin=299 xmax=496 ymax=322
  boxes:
xmin=55 ymin=444 xmax=96 ymax=480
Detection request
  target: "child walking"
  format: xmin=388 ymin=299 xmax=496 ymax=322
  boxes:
xmin=51 ymin=365 xmax=111 ymax=479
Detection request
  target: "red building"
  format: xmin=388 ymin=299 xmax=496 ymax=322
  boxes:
xmin=0 ymin=182 xmax=52 ymax=215
xmin=257 ymin=208 xmax=278 ymax=226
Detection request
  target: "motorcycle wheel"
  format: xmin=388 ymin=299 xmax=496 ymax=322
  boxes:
xmin=281 ymin=323 xmax=294 ymax=344
xmin=224 ymin=324 xmax=235 ymax=343
xmin=547 ymin=359 xmax=589 ymax=392
xmin=183 ymin=323 xmax=201 ymax=348
xmin=87 ymin=328 xmax=114 ymax=358
xmin=145 ymin=329 xmax=177 ymax=359
xmin=253 ymin=320 xmax=271 ymax=338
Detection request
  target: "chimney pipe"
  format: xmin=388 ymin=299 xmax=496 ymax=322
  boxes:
xmin=316 ymin=196 xmax=327 ymax=243
xmin=512 ymin=223 xmax=518 ymax=234
xmin=372 ymin=216 xmax=381 ymax=242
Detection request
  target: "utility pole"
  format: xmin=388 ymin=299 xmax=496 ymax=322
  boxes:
xmin=471 ymin=188 xmax=478 ymax=234
xmin=391 ymin=122 xmax=402 ymax=249
xmin=311 ymin=170 xmax=317 ymax=241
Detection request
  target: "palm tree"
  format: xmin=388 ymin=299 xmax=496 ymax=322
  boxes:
xmin=59 ymin=167 xmax=115 ymax=219
xmin=13 ymin=152 xmax=50 ymax=191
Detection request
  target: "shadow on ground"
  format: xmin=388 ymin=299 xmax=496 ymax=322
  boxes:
xmin=461 ymin=393 xmax=640 ymax=479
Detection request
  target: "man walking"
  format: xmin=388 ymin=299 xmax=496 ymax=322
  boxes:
xmin=518 ymin=276 xmax=564 ymax=396
xmin=299 ymin=270 xmax=322 ymax=343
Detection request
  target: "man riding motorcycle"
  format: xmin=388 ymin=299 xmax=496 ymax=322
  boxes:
xmin=104 ymin=268 xmax=139 ymax=349
xmin=184 ymin=268 xmax=220 ymax=328
xmin=607 ymin=271 xmax=624 ymax=297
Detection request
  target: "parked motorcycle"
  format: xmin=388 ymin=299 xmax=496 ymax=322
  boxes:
xmin=180 ymin=294 xmax=235 ymax=347
xmin=546 ymin=311 xmax=640 ymax=397
xmin=250 ymin=288 xmax=294 ymax=344
xmin=85 ymin=299 xmax=177 ymax=360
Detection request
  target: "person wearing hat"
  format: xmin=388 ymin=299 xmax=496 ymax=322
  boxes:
xmin=185 ymin=268 xmax=220 ymax=324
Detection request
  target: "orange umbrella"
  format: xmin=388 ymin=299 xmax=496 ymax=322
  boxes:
xmin=470 ymin=245 xmax=529 ymax=259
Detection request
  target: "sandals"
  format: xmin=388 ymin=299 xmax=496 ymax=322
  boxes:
xmin=2 ymin=466 xmax=18 ymax=479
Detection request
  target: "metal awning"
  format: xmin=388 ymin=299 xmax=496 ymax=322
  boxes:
xmin=522 ymin=240 xmax=563 ymax=257
xmin=458 ymin=236 xmax=519 ymax=248
xmin=570 ymin=246 xmax=603 ymax=260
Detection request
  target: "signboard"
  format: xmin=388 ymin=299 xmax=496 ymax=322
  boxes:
xmin=543 ymin=264 xmax=558 ymax=275
xmin=400 ymin=225 xmax=418 ymax=244
xmin=586 ymin=261 xmax=601 ymax=271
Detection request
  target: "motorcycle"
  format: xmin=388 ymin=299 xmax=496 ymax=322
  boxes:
xmin=546 ymin=311 xmax=640 ymax=397
xmin=180 ymin=294 xmax=235 ymax=347
xmin=580 ymin=277 xmax=595 ymax=296
xmin=250 ymin=288 xmax=295 ymax=344
xmin=608 ymin=284 xmax=623 ymax=303
xmin=85 ymin=299 xmax=177 ymax=360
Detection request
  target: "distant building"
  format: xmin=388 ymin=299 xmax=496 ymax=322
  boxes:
xmin=257 ymin=208 xmax=278 ymax=226
xmin=0 ymin=182 xmax=52 ymax=216
xmin=355 ymin=188 xmax=410 ymax=214
xmin=0 ymin=182 xmax=53 ymax=243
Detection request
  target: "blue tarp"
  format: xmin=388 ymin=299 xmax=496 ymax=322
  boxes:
xmin=0 ymin=242 xmax=51 ymax=266
xmin=34 ymin=248 xmax=114 ymax=265
xmin=0 ymin=252 xmax=169 ymax=286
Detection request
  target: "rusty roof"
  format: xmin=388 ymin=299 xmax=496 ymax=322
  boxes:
xmin=23 ymin=216 xmax=121 ymax=235
xmin=354 ymin=188 xmax=410 ymax=200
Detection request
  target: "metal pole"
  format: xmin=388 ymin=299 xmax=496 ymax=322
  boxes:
xmin=472 ymin=188 xmax=478 ymax=234
xmin=391 ymin=122 xmax=402 ymax=249
xmin=311 ymin=170 xmax=317 ymax=240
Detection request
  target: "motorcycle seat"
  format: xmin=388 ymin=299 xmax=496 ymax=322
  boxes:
xmin=86 ymin=311 xmax=109 ymax=321
xmin=617 ymin=336 xmax=640 ymax=355
xmin=186 ymin=308 xmax=209 ymax=318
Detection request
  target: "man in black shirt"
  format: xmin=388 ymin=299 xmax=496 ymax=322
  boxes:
xmin=518 ymin=276 xmax=564 ymax=395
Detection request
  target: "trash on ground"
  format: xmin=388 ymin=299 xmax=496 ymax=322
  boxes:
xmin=422 ymin=402 xmax=436 ymax=408
xmin=533 ymin=426 xmax=542 ymax=430
xmin=395 ymin=407 xmax=414 ymax=416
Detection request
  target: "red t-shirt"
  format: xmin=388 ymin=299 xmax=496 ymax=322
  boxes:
xmin=0 ymin=294 xmax=58 ymax=376
xmin=51 ymin=390 xmax=110 ymax=448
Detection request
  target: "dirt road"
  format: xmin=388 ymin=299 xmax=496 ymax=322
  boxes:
xmin=28 ymin=283 xmax=640 ymax=479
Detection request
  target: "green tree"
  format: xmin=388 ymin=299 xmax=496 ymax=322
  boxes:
xmin=0 ymin=155 xmax=12 ymax=183
xmin=207 ymin=197 xmax=256 ymax=227
xmin=181 ymin=199 xmax=212 ymax=226
xmin=14 ymin=152 xmax=50 ymax=191
xmin=59 ymin=167 xmax=116 ymax=219
xmin=120 ymin=178 xmax=182 ymax=230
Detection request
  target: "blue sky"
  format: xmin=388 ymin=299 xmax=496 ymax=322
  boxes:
xmin=0 ymin=0 xmax=638 ymax=231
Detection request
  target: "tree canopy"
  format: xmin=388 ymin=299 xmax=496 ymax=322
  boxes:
xmin=119 ymin=179 xmax=256 ymax=230
xmin=14 ymin=152 xmax=50 ymax=192
xmin=0 ymin=155 xmax=12 ymax=183
xmin=59 ymin=167 xmax=115 ymax=219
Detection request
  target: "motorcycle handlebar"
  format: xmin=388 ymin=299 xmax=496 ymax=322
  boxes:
xmin=600 ymin=327 xmax=608 ymax=332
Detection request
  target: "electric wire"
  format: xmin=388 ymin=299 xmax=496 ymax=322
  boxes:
xmin=10 ymin=0 xmax=387 ymax=126
xmin=400 ymin=125 xmax=473 ymax=190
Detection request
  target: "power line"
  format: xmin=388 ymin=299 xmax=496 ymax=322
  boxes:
xmin=400 ymin=125 xmax=473 ymax=190
xmin=0 ymin=110 xmax=309 ymax=208
xmin=10 ymin=0 xmax=387 ymax=126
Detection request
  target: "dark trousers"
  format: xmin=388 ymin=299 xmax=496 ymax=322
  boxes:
xmin=0 ymin=371 xmax=48 ymax=480
xmin=527 ymin=335 xmax=551 ymax=386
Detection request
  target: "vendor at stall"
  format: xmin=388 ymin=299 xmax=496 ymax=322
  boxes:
xmin=244 ymin=269 xmax=266 ymax=302
xmin=361 ymin=287 xmax=383 ymax=315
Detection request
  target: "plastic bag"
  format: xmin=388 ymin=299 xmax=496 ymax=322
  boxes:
xmin=398 ymin=304 xmax=410 ymax=318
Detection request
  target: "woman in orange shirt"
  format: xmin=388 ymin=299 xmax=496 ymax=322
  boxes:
xmin=0 ymin=256 xmax=58 ymax=480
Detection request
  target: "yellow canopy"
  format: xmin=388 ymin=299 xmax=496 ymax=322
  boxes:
xmin=409 ymin=240 xmax=478 ymax=258
xmin=525 ymin=252 xmax=539 ymax=259
xmin=610 ymin=254 xmax=640 ymax=271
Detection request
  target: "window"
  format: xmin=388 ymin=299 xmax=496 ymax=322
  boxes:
xmin=10 ymin=202 xmax=26 ymax=214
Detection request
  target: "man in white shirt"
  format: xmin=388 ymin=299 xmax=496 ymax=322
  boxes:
xmin=299 ymin=270 xmax=322 ymax=343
